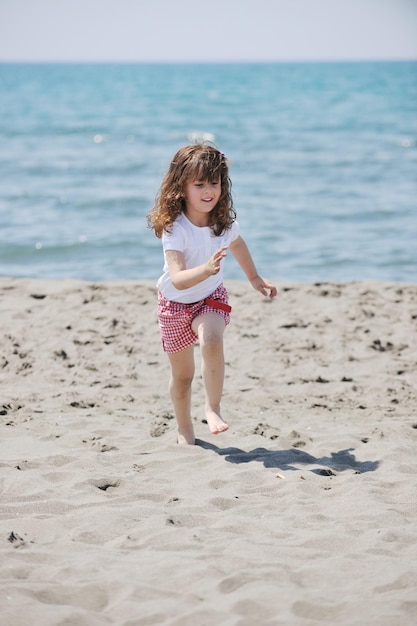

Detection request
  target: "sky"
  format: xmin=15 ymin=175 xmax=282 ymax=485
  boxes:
xmin=0 ymin=0 xmax=416 ymax=63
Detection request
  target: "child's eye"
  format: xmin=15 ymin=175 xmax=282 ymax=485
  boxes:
xmin=192 ymin=181 xmax=219 ymax=188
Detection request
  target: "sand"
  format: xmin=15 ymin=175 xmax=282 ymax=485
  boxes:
xmin=1 ymin=277 xmax=416 ymax=626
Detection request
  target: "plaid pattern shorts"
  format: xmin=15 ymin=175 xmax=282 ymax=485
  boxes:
xmin=157 ymin=283 xmax=231 ymax=353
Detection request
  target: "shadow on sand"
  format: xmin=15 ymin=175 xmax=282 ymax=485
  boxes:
xmin=196 ymin=440 xmax=380 ymax=474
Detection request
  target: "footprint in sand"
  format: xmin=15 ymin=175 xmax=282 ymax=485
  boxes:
xmin=8 ymin=531 xmax=27 ymax=548
xmin=70 ymin=400 xmax=96 ymax=409
xmin=92 ymin=478 xmax=121 ymax=492
xmin=82 ymin=435 xmax=117 ymax=452
xmin=252 ymin=422 xmax=280 ymax=440
xmin=150 ymin=412 xmax=175 ymax=437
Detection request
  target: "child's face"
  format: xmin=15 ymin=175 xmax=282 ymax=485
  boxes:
xmin=183 ymin=179 xmax=221 ymax=225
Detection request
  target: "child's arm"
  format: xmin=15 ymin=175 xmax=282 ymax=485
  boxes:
xmin=165 ymin=247 xmax=228 ymax=290
xmin=229 ymin=236 xmax=277 ymax=299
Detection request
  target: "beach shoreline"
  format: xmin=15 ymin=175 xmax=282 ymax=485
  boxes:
xmin=1 ymin=277 xmax=416 ymax=625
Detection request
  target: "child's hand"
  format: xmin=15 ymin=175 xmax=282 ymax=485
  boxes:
xmin=206 ymin=246 xmax=228 ymax=275
xmin=250 ymin=275 xmax=277 ymax=299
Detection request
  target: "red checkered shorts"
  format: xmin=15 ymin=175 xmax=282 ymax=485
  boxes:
xmin=157 ymin=284 xmax=231 ymax=353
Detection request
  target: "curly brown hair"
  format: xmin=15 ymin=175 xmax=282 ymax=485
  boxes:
xmin=147 ymin=143 xmax=236 ymax=238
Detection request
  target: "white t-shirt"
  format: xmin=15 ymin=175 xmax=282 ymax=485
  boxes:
xmin=157 ymin=212 xmax=241 ymax=303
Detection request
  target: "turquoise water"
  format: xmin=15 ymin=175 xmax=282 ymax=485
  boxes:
xmin=0 ymin=62 xmax=416 ymax=283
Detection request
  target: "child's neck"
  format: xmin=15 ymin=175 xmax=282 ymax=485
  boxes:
xmin=184 ymin=210 xmax=210 ymax=228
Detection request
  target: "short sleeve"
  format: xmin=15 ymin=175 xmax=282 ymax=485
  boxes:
xmin=229 ymin=220 xmax=240 ymax=242
xmin=161 ymin=222 xmax=186 ymax=252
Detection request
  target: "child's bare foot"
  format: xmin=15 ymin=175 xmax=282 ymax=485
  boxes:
xmin=177 ymin=426 xmax=195 ymax=445
xmin=205 ymin=409 xmax=229 ymax=435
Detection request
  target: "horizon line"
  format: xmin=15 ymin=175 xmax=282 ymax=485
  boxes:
xmin=1 ymin=57 xmax=416 ymax=65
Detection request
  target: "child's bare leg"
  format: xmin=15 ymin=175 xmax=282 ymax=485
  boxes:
xmin=192 ymin=312 xmax=229 ymax=435
xmin=167 ymin=346 xmax=195 ymax=445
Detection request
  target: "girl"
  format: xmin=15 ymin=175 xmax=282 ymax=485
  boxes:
xmin=147 ymin=144 xmax=276 ymax=445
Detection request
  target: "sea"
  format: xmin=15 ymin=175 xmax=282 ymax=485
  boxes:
xmin=0 ymin=61 xmax=416 ymax=284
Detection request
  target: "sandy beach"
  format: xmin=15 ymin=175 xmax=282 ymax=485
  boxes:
xmin=1 ymin=277 xmax=416 ymax=626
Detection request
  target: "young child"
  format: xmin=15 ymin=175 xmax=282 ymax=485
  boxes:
xmin=147 ymin=144 xmax=276 ymax=445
